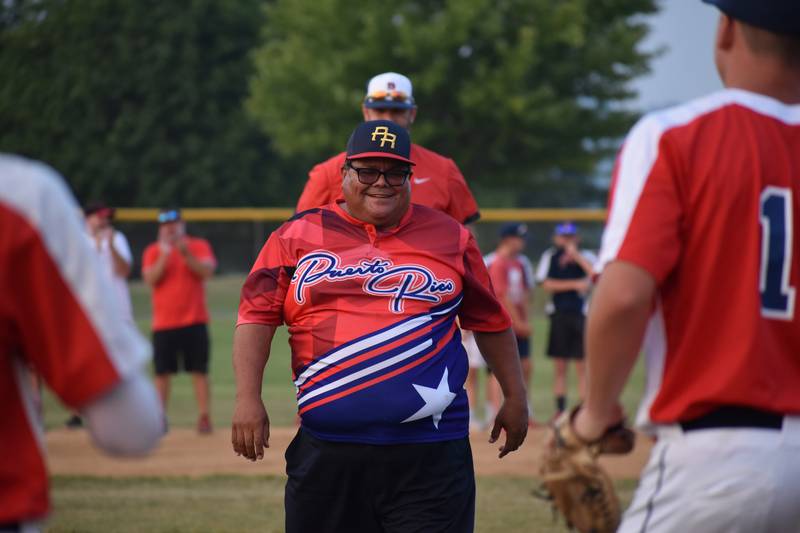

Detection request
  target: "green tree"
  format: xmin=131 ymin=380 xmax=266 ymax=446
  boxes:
xmin=0 ymin=0 xmax=301 ymax=207
xmin=248 ymin=0 xmax=658 ymax=206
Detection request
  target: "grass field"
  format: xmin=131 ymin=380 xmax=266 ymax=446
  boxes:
xmin=49 ymin=476 xmax=639 ymax=533
xmin=42 ymin=275 xmax=645 ymax=430
xmin=44 ymin=275 xmax=646 ymax=532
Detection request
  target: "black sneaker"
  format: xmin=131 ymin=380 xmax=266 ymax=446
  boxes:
xmin=65 ymin=414 xmax=83 ymax=428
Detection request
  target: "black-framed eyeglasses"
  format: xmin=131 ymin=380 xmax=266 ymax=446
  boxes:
xmin=345 ymin=163 xmax=411 ymax=187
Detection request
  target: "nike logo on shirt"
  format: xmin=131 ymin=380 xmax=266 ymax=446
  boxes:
xmin=413 ymin=177 xmax=431 ymax=185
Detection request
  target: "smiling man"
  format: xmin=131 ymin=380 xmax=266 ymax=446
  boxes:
xmin=296 ymin=72 xmax=480 ymax=225
xmin=232 ymin=120 xmax=528 ymax=533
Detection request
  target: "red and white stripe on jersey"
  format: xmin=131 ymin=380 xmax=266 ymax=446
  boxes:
xmin=598 ymin=89 xmax=800 ymax=431
xmin=0 ymin=155 xmax=150 ymax=523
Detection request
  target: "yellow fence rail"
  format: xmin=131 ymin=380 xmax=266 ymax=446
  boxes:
xmin=115 ymin=207 xmax=607 ymax=223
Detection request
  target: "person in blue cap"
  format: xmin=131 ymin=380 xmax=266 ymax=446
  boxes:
xmin=566 ymin=1 xmax=800 ymax=531
xmin=535 ymin=222 xmax=596 ymax=418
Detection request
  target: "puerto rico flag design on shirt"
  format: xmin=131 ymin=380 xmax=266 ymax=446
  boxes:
xmin=238 ymin=202 xmax=510 ymax=444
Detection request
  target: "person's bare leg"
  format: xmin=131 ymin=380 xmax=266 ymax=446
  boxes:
xmin=553 ymin=358 xmax=568 ymax=418
xmin=466 ymin=367 xmax=479 ymax=413
xmin=155 ymin=374 xmax=171 ymax=409
xmin=192 ymin=373 xmax=210 ymax=416
xmin=487 ymin=373 xmax=502 ymax=418
xmin=575 ymin=360 xmax=586 ymax=400
xmin=520 ymin=358 xmax=539 ymax=426
xmin=192 ymin=373 xmax=212 ymax=433
xmin=553 ymin=358 xmax=567 ymax=397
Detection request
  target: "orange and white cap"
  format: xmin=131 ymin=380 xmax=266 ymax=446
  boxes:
xmin=364 ymin=72 xmax=415 ymax=109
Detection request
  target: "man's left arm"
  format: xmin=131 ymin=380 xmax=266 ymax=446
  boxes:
xmin=179 ymin=239 xmax=215 ymax=279
xmin=459 ymin=234 xmax=527 ymax=456
xmin=473 ymin=329 xmax=528 ymax=457
xmin=573 ymin=261 xmax=655 ymax=439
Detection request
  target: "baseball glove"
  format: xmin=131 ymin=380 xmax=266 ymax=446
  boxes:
xmin=537 ymin=407 xmax=635 ymax=533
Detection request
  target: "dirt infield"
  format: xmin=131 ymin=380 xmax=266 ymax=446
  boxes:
xmin=46 ymin=426 xmax=652 ymax=479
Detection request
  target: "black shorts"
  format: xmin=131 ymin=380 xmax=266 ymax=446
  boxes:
xmin=546 ymin=312 xmax=585 ymax=359
xmin=517 ymin=336 xmax=531 ymax=359
xmin=152 ymin=323 xmax=210 ymax=375
xmin=285 ymin=429 xmax=475 ymax=533
xmin=486 ymin=335 xmax=530 ymax=374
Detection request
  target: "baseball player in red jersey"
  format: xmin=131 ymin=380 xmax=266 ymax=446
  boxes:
xmin=0 ymin=155 xmax=163 ymax=532
xmin=570 ymin=2 xmax=800 ymax=531
xmin=296 ymin=72 xmax=480 ymax=225
xmin=232 ymin=121 xmax=528 ymax=533
xmin=142 ymin=208 xmax=217 ymax=434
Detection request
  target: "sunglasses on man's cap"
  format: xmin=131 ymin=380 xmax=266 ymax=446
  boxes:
xmin=158 ymin=209 xmax=181 ymax=224
xmin=364 ymin=90 xmax=415 ymax=109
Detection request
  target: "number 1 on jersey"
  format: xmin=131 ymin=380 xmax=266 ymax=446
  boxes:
xmin=760 ymin=187 xmax=795 ymax=320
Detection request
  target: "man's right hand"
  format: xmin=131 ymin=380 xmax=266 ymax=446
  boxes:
xmin=564 ymin=241 xmax=580 ymax=258
xmin=231 ymin=396 xmax=270 ymax=461
xmin=489 ymin=395 xmax=529 ymax=458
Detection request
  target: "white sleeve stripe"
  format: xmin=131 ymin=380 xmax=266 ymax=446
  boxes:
xmin=520 ymin=254 xmax=536 ymax=287
xmin=0 ymin=155 xmax=150 ymax=383
xmin=535 ymin=249 xmax=553 ymax=282
xmin=597 ymin=117 xmax=664 ymax=272
xmin=114 ymin=231 xmax=133 ymax=265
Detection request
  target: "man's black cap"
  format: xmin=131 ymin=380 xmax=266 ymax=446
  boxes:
xmin=703 ymin=0 xmax=800 ymax=35
xmin=499 ymin=222 xmax=529 ymax=239
xmin=346 ymin=120 xmax=415 ymax=166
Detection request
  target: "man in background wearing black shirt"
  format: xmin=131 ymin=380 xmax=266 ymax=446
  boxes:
xmin=536 ymin=222 xmax=596 ymax=418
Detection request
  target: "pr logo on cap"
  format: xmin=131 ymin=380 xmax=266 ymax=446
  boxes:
xmin=345 ymin=120 xmax=415 ymax=165
xmin=371 ymin=126 xmax=397 ymax=149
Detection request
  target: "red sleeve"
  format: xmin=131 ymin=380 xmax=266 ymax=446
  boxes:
xmin=142 ymin=243 xmax=159 ymax=269
xmin=296 ymin=156 xmax=342 ymax=212
xmin=237 ymin=229 xmax=293 ymax=326
xmin=487 ymin=259 xmax=508 ymax=300
xmin=446 ymin=160 xmax=480 ymax=224
xmin=458 ymin=234 xmax=511 ymax=331
xmin=599 ymin=117 xmax=684 ymax=283
xmin=3 ymin=164 xmax=148 ymax=410
xmin=192 ymin=238 xmax=217 ymax=266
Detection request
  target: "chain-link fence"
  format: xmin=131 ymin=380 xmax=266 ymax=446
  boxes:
xmin=115 ymin=208 xmax=606 ymax=282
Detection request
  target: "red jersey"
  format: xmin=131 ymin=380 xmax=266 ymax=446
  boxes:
xmin=296 ymin=145 xmax=480 ymax=224
xmin=598 ymin=89 xmax=800 ymax=429
xmin=142 ymin=238 xmax=216 ymax=331
xmin=487 ymin=254 xmax=530 ymax=335
xmin=0 ymin=155 xmax=150 ymax=523
xmin=238 ymin=202 xmax=509 ymax=444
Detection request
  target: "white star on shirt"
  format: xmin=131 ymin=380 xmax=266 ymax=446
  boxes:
xmin=402 ymin=368 xmax=457 ymax=429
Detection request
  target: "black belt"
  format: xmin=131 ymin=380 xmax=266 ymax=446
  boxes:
xmin=680 ymin=405 xmax=784 ymax=432
xmin=0 ymin=524 xmax=19 ymax=533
